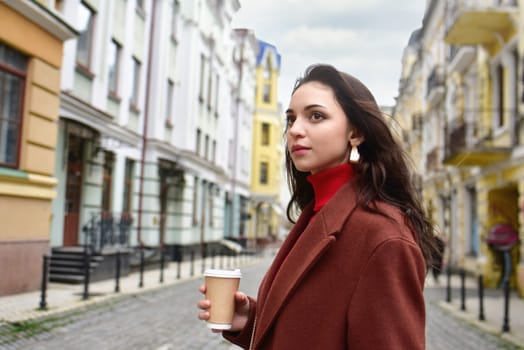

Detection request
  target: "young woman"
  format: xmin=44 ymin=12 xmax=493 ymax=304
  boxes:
xmin=198 ymin=64 xmax=437 ymax=349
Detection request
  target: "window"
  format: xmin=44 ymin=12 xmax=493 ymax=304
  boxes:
xmin=204 ymin=134 xmax=209 ymax=159
xmin=171 ymin=0 xmax=180 ymax=37
xmin=264 ymin=56 xmax=271 ymax=79
xmin=192 ymin=176 xmax=199 ymax=225
xmin=195 ymin=128 xmax=201 ymax=155
xmin=261 ymin=123 xmax=270 ymax=145
xmin=123 ymin=158 xmax=134 ymax=213
xmin=212 ymin=140 xmax=216 ymax=163
xmin=108 ymin=39 xmax=121 ymax=97
xmin=198 ymin=54 xmax=205 ymax=102
xmin=259 ymin=161 xmax=268 ymax=184
xmin=102 ymin=152 xmax=115 ymax=212
xmin=466 ymin=186 xmax=479 ymax=257
xmin=263 ymin=84 xmax=270 ymax=103
xmin=214 ymin=73 xmax=219 ymax=116
xmin=208 ymin=183 xmax=214 ymax=227
xmin=130 ymin=57 xmax=141 ymax=108
xmin=207 ymin=66 xmax=213 ymax=110
xmin=228 ymin=139 xmax=233 ymax=169
xmin=76 ymin=2 xmax=95 ymax=68
xmin=0 ymin=43 xmax=27 ymax=168
xmin=166 ymin=79 xmax=174 ymax=126
xmin=497 ymin=64 xmax=505 ymax=128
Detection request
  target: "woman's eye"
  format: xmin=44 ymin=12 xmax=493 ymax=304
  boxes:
xmin=286 ymin=115 xmax=296 ymax=125
xmin=311 ymin=112 xmax=325 ymax=121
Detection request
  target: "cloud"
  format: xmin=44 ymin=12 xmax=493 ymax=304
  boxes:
xmin=232 ymin=0 xmax=426 ymax=106
xmin=280 ymin=26 xmax=359 ymax=55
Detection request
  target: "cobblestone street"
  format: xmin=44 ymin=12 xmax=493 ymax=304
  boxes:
xmin=1 ymin=256 xmax=522 ymax=350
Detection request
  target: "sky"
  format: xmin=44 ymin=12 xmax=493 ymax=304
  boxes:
xmin=231 ymin=0 xmax=428 ymax=109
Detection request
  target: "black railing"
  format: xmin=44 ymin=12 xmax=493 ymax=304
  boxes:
xmin=445 ymin=119 xmax=494 ymax=158
xmin=82 ymin=212 xmax=133 ymax=254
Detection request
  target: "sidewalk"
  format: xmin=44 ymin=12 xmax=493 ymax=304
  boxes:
xmin=425 ymin=273 xmax=524 ymax=348
xmin=0 ymin=253 xmax=262 ymax=325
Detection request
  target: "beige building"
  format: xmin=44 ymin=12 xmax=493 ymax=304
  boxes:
xmin=0 ymin=1 xmax=76 ymax=295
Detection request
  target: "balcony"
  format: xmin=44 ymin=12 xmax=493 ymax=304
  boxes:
xmin=444 ymin=0 xmax=517 ymax=55
xmin=443 ymin=119 xmax=511 ymax=166
xmin=427 ymin=66 xmax=445 ymax=106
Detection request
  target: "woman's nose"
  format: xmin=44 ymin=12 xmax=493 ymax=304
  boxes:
xmin=287 ymin=118 xmax=305 ymax=137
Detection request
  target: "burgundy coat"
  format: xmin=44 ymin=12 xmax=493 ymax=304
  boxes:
xmin=225 ymin=180 xmax=426 ymax=349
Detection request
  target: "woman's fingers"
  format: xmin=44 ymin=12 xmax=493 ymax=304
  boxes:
xmin=234 ymin=291 xmax=249 ymax=308
xmin=197 ymin=299 xmax=211 ymax=309
xmin=199 ymin=285 xmax=207 ymax=294
xmin=198 ymin=310 xmax=210 ymax=321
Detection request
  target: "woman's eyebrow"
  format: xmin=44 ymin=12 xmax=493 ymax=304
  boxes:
xmin=304 ymin=104 xmax=327 ymax=110
xmin=286 ymin=104 xmax=327 ymax=114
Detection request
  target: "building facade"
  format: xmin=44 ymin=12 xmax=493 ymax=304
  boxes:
xmin=395 ymin=0 xmax=523 ymax=296
xmin=0 ymin=0 xmax=281 ymax=296
xmin=249 ymin=40 xmax=283 ymax=249
xmin=0 ymin=0 xmax=76 ymax=295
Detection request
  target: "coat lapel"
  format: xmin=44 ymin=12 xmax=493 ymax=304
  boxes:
xmin=254 ymin=214 xmax=335 ymax=347
xmin=253 ymin=181 xmax=359 ymax=348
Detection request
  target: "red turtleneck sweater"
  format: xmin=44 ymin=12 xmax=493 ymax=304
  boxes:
xmin=307 ymin=163 xmax=355 ymax=212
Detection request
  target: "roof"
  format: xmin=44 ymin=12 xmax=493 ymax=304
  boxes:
xmin=256 ymin=40 xmax=282 ymax=69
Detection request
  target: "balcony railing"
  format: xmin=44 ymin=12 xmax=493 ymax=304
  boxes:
xmin=443 ymin=119 xmax=511 ymax=166
xmin=445 ymin=0 xmax=517 ymax=49
xmin=82 ymin=212 xmax=133 ymax=254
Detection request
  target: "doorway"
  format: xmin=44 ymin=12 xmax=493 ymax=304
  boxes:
xmin=63 ymin=134 xmax=84 ymax=246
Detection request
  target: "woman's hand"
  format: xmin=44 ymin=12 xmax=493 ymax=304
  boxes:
xmin=197 ymin=284 xmax=250 ymax=333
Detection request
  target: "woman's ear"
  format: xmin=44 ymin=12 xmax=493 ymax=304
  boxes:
xmin=348 ymin=130 xmax=365 ymax=147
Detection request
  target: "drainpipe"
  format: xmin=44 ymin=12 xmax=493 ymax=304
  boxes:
xmin=136 ymin=0 xmax=158 ymax=248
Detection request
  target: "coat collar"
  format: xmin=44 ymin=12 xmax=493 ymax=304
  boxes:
xmin=253 ymin=180 xmax=359 ymax=348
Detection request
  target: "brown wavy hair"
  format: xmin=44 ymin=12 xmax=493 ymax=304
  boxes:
xmin=284 ymin=64 xmax=438 ymax=268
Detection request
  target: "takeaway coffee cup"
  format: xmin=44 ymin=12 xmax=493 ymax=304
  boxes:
xmin=204 ymin=268 xmax=242 ymax=330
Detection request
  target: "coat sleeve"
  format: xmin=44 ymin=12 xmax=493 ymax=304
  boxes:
xmin=346 ymin=238 xmax=426 ymax=349
xmin=222 ymin=296 xmax=257 ymax=349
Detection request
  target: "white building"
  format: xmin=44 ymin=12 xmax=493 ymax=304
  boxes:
xmin=45 ymin=0 xmax=258 ymax=281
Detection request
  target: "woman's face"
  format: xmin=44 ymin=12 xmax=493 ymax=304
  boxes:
xmin=286 ymin=81 xmax=351 ymax=174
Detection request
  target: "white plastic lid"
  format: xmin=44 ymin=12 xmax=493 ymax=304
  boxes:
xmin=203 ymin=268 xmax=242 ymax=278
xmin=206 ymin=322 xmax=232 ymax=330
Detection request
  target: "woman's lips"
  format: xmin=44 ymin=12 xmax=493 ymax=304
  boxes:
xmin=291 ymin=145 xmax=310 ymax=155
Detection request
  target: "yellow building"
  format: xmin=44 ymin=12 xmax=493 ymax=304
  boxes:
xmin=396 ymin=0 xmax=523 ymax=297
xmin=249 ymin=40 xmax=282 ymax=249
xmin=443 ymin=1 xmax=521 ymax=293
xmin=0 ymin=1 xmax=76 ymax=295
